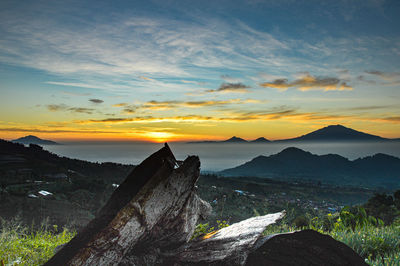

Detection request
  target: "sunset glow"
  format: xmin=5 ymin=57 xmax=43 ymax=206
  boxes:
xmin=0 ymin=1 xmax=399 ymax=142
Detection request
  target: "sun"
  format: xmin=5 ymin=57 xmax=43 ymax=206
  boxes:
xmin=145 ymin=132 xmax=174 ymax=143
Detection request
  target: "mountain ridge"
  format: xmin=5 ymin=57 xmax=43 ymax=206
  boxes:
xmin=219 ymin=147 xmax=400 ymax=188
xmin=188 ymin=124 xmax=398 ymax=144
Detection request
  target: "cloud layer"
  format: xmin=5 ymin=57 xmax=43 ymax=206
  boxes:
xmin=206 ymin=83 xmax=251 ymax=93
xmin=47 ymin=104 xmax=95 ymax=114
xmin=260 ymin=74 xmax=353 ymax=91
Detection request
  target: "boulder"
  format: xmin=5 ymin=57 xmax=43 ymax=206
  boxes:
xmin=246 ymin=229 xmax=367 ymax=266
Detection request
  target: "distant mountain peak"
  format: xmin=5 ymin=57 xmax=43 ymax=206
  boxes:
xmin=12 ymin=135 xmax=59 ymax=145
xmin=223 ymin=136 xmax=248 ymax=143
xmin=251 ymin=137 xmax=270 ymax=143
xmin=288 ymin=124 xmax=385 ymax=142
xmin=327 ymin=124 xmax=346 ymax=128
xmin=22 ymin=135 xmax=40 ymax=139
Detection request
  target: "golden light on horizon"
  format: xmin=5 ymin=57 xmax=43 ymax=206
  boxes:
xmin=143 ymin=131 xmax=175 ymax=143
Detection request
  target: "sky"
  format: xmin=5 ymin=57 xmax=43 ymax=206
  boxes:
xmin=0 ymin=0 xmax=399 ymax=142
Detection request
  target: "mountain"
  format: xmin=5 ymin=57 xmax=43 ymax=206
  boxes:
xmin=12 ymin=135 xmax=60 ymax=145
xmin=188 ymin=136 xmax=248 ymax=144
xmin=278 ymin=124 xmax=386 ymax=142
xmin=222 ymin=136 xmax=248 ymax=143
xmin=219 ymin=147 xmax=400 ymax=188
xmin=189 ymin=136 xmax=270 ymax=144
xmin=250 ymin=137 xmax=271 ymax=143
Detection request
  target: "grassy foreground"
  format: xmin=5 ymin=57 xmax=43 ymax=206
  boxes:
xmin=0 ymin=219 xmax=75 ymax=266
xmin=194 ymin=208 xmax=400 ymax=266
xmin=1 ymin=218 xmax=399 ymax=265
xmin=263 ymin=224 xmax=400 ymax=266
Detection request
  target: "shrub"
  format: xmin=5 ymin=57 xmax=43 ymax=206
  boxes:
xmin=191 ymin=220 xmax=229 ymax=240
xmin=293 ymin=215 xmax=309 ymax=228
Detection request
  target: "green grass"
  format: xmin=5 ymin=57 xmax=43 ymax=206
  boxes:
xmin=0 ymin=219 xmax=75 ymax=266
xmin=1 ymin=216 xmax=399 ymax=266
xmin=330 ymin=226 xmax=400 ymax=262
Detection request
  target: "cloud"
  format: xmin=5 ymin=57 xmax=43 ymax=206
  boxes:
xmin=74 ymin=107 xmax=327 ymax=124
xmin=206 ymin=83 xmax=250 ymax=93
xmin=180 ymin=79 xmax=205 ymax=85
xmin=74 ymin=103 xmax=400 ymax=125
xmin=0 ymin=12 xmax=300 ymax=94
xmin=365 ymin=70 xmax=400 ymax=81
xmin=47 ymin=104 xmax=68 ymax=112
xmin=61 ymin=91 xmax=91 ymax=96
xmin=346 ymin=105 xmax=392 ymax=111
xmin=68 ymin=107 xmax=95 ymax=114
xmin=260 ymin=74 xmax=353 ymax=91
xmin=381 ymin=116 xmax=400 ymax=122
xmin=1 ymin=5 xmax=398 ymax=99
xmin=220 ymin=75 xmax=241 ymax=83
xmin=112 ymin=103 xmax=128 ymax=107
xmin=46 ymin=81 xmax=104 ymax=89
xmin=109 ymin=99 xmax=262 ymax=114
xmin=89 ymin=98 xmax=104 ymax=104
xmin=138 ymin=76 xmax=155 ymax=81
xmin=85 ymin=118 xmax=136 ymax=123
xmin=123 ymin=107 xmax=136 ymax=114
xmin=0 ymin=127 xmax=120 ymax=134
xmin=357 ymin=75 xmax=377 ymax=85
xmin=46 ymin=104 xmax=95 ymax=114
xmin=134 ymin=99 xmax=261 ymax=111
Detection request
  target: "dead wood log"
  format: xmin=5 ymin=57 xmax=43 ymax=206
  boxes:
xmin=45 ymin=144 xmax=211 ymax=265
xmin=160 ymin=212 xmax=285 ymax=265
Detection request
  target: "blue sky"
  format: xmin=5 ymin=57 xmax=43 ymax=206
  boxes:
xmin=0 ymin=0 xmax=399 ymax=141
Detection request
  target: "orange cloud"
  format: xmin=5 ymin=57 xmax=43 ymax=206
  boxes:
xmin=112 ymin=103 xmax=128 ymax=107
xmin=138 ymin=76 xmax=155 ymax=81
xmin=114 ymin=99 xmax=261 ymax=113
xmin=0 ymin=127 xmax=121 ymax=134
xmin=260 ymin=74 xmax=353 ymax=91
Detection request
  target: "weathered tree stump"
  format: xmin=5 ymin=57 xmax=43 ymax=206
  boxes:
xmin=45 ymin=144 xmax=366 ymax=266
xmin=45 ymin=144 xmax=211 ymax=265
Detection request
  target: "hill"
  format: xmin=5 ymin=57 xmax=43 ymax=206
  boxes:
xmin=219 ymin=147 xmax=400 ymax=188
xmin=0 ymin=139 xmax=134 ymax=228
xmin=12 ymin=135 xmax=60 ymax=145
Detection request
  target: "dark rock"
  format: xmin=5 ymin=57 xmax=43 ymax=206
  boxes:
xmin=246 ymin=229 xmax=367 ymax=266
